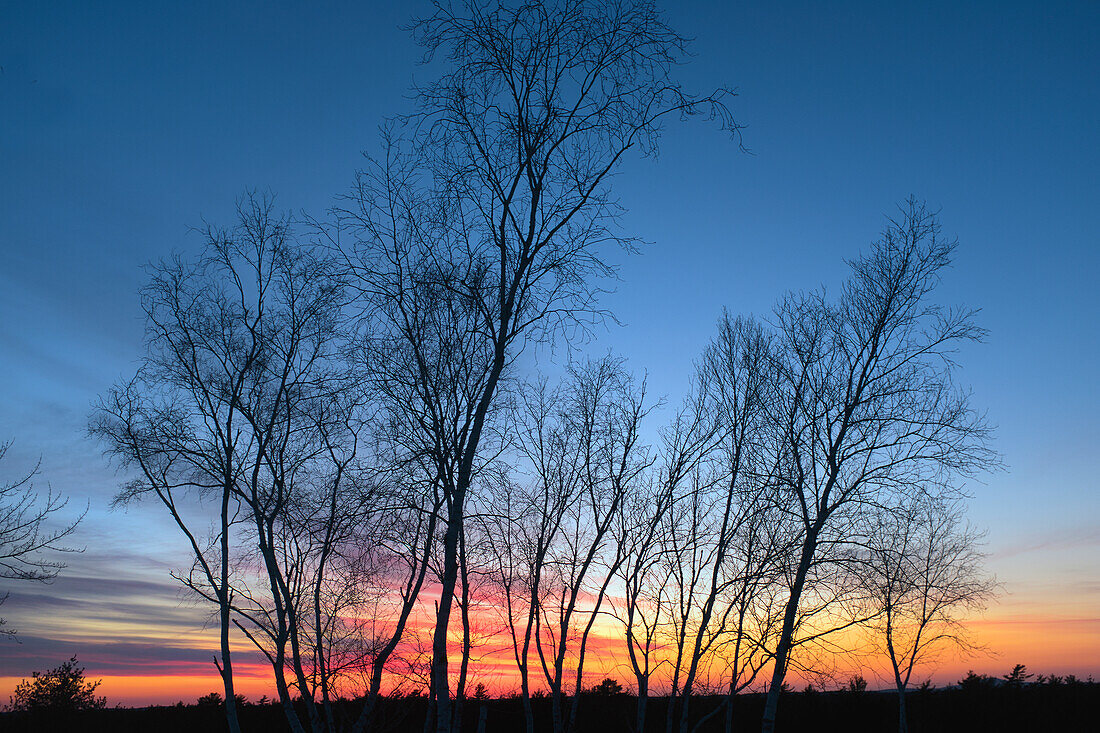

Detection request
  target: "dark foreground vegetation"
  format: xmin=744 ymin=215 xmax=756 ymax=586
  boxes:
xmin=4 ymin=681 xmax=1099 ymax=733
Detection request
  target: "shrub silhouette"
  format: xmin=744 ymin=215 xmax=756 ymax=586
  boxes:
xmin=958 ymin=670 xmax=997 ymax=692
xmin=8 ymin=656 xmax=106 ymax=712
xmin=589 ymin=678 xmax=624 ymax=696
xmin=197 ymin=692 xmax=248 ymax=707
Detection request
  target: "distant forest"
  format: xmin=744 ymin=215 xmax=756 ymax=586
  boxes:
xmin=3 ymin=668 xmax=1098 ymax=732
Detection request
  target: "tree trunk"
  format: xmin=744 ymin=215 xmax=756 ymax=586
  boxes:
xmin=521 ymin=684 xmax=535 ymax=733
xmin=760 ymin=527 xmax=817 ymax=733
xmin=218 ymin=606 xmax=242 ymax=733
xmin=519 ymin=563 xmax=543 ymax=733
xmin=636 ymin=677 xmax=648 ymax=733
xmin=274 ymin=656 xmax=307 ymax=733
xmin=477 ymin=703 xmax=488 ymax=733
xmin=219 ymin=486 xmax=242 ymax=733
xmin=453 ymin=528 xmax=472 ymax=733
xmin=431 ymin=501 xmax=462 ymax=733
xmin=724 ymin=689 xmax=734 ymax=733
xmin=430 ymin=343 xmax=506 ymax=733
xmin=423 ymin=696 xmax=437 ymax=733
xmin=520 ymin=665 xmax=535 ymax=733
xmin=897 ymin=684 xmax=908 ymax=733
xmin=551 ymin=684 xmax=565 ymax=733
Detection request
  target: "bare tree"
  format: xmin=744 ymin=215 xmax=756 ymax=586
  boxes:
xmin=345 ymin=464 xmax=443 ymax=733
xmin=659 ymin=315 xmax=791 ymax=733
xmin=757 ymin=200 xmax=996 ymax=733
xmin=331 ymin=3 xmax=735 ymax=731
xmin=429 ymin=482 xmax=503 ymax=733
xmin=614 ymin=473 xmax=672 ymax=733
xmin=479 ymin=448 xmax=560 ymax=733
xmin=0 ymin=442 xmax=83 ymax=637
xmin=861 ymin=495 xmax=996 ymax=733
xmin=483 ymin=357 xmax=649 ymax=733
xmin=613 ymin=383 xmax=718 ymax=733
xmin=609 ymin=317 xmax=789 ymax=733
xmin=226 ymin=386 xmax=375 ymax=733
xmin=91 ymin=194 xmax=359 ymax=733
xmin=537 ymin=358 xmax=650 ymax=733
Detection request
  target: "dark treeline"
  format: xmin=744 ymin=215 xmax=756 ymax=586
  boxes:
xmin=56 ymin=2 xmax=1006 ymax=733
xmin=4 ymin=676 xmax=1099 ymax=733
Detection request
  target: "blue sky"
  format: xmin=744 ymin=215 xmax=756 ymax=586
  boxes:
xmin=1 ymin=0 xmax=1098 ymax=694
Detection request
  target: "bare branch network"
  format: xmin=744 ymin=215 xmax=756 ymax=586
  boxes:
xmin=79 ymin=3 xmax=997 ymax=733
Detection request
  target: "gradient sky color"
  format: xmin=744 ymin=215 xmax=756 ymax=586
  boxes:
xmin=1 ymin=0 xmax=1098 ymax=705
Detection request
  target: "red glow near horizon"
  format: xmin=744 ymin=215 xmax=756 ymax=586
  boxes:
xmin=2 ymin=607 xmax=1096 ymax=708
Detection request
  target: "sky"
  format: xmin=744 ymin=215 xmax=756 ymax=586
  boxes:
xmin=1 ymin=0 xmax=1098 ymax=705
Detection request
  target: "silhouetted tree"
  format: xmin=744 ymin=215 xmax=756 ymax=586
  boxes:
xmin=1003 ymin=664 xmax=1032 ymax=688
xmin=613 ymin=377 xmax=721 ymax=733
xmin=957 ymin=670 xmax=997 ymax=692
xmin=758 ymin=201 xmax=996 ymax=733
xmin=590 ymin=678 xmax=624 ymax=696
xmin=329 ymin=2 xmax=735 ymax=729
xmin=8 ymin=656 xmax=106 ymax=712
xmin=861 ymin=495 xmax=996 ymax=733
xmin=537 ymin=359 xmax=650 ymax=733
xmin=663 ymin=315 xmax=790 ymax=733
xmin=91 ymin=193 xmax=362 ymax=733
xmin=483 ymin=358 xmax=650 ymax=733
xmin=0 ymin=442 xmax=82 ymax=637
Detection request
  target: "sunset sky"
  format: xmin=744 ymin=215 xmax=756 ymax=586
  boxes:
xmin=1 ymin=0 xmax=1098 ymax=706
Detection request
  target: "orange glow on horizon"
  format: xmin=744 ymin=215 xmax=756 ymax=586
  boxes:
xmin=2 ymin=608 xmax=1096 ymax=707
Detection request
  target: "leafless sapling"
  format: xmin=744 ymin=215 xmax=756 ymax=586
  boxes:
xmin=861 ymin=495 xmax=996 ymax=733
xmin=757 ymin=201 xmax=996 ymax=733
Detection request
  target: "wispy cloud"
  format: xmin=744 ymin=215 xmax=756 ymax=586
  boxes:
xmin=989 ymin=523 xmax=1100 ymax=561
